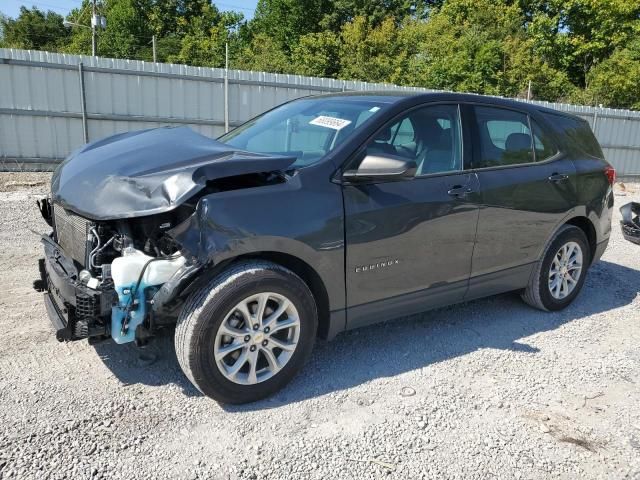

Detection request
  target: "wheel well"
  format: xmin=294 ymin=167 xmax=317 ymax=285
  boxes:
xmin=565 ymin=216 xmax=597 ymax=262
xmin=230 ymin=252 xmax=332 ymax=339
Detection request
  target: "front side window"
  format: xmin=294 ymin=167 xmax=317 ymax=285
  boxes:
xmin=219 ymin=98 xmax=387 ymax=168
xmin=363 ymin=104 xmax=462 ymax=176
xmin=474 ymin=106 xmax=534 ymax=168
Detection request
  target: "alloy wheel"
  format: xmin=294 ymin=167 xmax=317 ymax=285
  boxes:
xmin=548 ymin=241 xmax=583 ymax=300
xmin=213 ymin=292 xmax=300 ymax=385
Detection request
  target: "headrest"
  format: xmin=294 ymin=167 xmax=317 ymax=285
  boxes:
xmin=414 ymin=117 xmax=444 ymax=147
xmin=505 ymin=133 xmax=531 ymax=152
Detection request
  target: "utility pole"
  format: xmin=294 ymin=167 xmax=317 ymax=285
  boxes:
xmin=91 ymin=0 xmax=97 ymax=56
xmin=152 ymin=35 xmax=157 ymax=63
xmin=63 ymin=2 xmax=104 ymax=54
xmin=527 ymin=79 xmax=532 ymax=101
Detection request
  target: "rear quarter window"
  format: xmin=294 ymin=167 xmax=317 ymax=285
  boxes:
xmin=542 ymin=112 xmax=603 ymax=159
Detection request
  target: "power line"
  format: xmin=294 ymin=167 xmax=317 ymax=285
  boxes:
xmin=68 ymin=1 xmax=90 ymax=22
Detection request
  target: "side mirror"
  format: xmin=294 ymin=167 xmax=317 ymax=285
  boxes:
xmin=342 ymin=154 xmax=417 ymax=182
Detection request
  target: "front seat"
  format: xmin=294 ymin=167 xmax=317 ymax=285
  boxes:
xmin=420 ymin=130 xmax=454 ymax=175
xmin=415 ymin=119 xmax=455 ymax=175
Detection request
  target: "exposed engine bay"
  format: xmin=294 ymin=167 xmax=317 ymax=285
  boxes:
xmin=37 ymin=172 xmax=292 ymax=345
xmin=37 ymin=197 xmax=194 ymax=345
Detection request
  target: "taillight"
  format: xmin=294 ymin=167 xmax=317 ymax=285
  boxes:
xmin=604 ymin=165 xmax=616 ymax=185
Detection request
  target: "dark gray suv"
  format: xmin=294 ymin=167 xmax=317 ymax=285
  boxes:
xmin=37 ymin=92 xmax=614 ymax=403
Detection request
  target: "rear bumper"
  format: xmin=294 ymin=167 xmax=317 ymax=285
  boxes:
xmin=38 ymin=236 xmax=113 ymax=341
xmin=620 ymin=202 xmax=640 ymax=245
xmin=621 ymin=227 xmax=640 ymax=245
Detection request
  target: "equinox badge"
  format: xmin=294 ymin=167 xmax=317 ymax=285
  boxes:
xmin=355 ymin=259 xmax=400 ymax=273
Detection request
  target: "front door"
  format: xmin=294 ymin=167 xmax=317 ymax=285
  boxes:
xmin=342 ymin=104 xmax=480 ymax=329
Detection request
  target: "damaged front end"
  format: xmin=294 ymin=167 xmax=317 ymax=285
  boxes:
xmin=36 ymin=126 xmax=295 ymax=345
xmin=37 ymin=197 xmax=196 ymax=344
xmin=620 ymin=202 xmax=640 ymax=245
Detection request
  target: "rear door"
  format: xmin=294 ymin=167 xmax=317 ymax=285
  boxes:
xmin=467 ymin=104 xmax=577 ymax=298
xmin=343 ymin=103 xmax=481 ymax=329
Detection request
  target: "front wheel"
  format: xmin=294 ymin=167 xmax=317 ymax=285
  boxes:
xmin=175 ymin=261 xmax=318 ymax=404
xmin=521 ymin=225 xmax=590 ymax=311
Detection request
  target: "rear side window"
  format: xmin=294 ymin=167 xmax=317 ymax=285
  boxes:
xmin=542 ymin=112 xmax=603 ymax=159
xmin=474 ymin=107 xmax=533 ymax=168
xmin=532 ymin=119 xmax=558 ymax=161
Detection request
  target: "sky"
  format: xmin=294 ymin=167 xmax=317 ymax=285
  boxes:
xmin=1 ymin=0 xmax=258 ymax=20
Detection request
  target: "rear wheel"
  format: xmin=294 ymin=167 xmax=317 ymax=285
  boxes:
xmin=175 ymin=261 xmax=317 ymax=404
xmin=521 ymin=225 xmax=590 ymax=311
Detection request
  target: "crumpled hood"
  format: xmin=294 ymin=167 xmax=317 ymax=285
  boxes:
xmin=51 ymin=127 xmax=295 ymax=221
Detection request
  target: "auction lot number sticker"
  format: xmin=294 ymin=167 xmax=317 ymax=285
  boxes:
xmin=309 ymin=115 xmax=352 ymax=130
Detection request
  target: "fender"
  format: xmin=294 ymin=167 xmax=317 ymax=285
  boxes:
xmin=166 ymin=167 xmax=346 ymax=316
xmin=535 ymin=203 xmax=610 ymax=265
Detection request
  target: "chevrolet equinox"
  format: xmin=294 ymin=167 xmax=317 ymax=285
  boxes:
xmin=37 ymin=92 xmax=614 ymax=403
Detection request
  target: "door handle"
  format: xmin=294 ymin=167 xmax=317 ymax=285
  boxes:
xmin=548 ymin=173 xmax=569 ymax=183
xmin=447 ymin=185 xmax=472 ymax=197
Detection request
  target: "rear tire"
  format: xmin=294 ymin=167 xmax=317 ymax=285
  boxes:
xmin=175 ymin=260 xmax=317 ymax=404
xmin=521 ymin=225 xmax=590 ymax=311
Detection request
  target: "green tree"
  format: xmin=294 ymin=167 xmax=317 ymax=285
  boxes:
xmin=498 ymin=36 xmax=575 ymax=101
xmin=338 ymin=15 xmax=420 ymax=84
xmin=523 ymin=0 xmax=640 ymax=87
xmin=234 ymin=32 xmax=289 ymax=72
xmin=0 ymin=7 xmax=71 ymax=50
xmin=60 ymin=0 xmax=243 ymax=65
xmin=320 ymin=0 xmax=439 ymax=30
xmin=563 ymin=0 xmax=640 ymax=86
xmin=403 ymin=0 xmax=573 ymax=101
xmin=250 ymin=0 xmax=330 ymax=54
xmin=60 ymin=1 xmax=93 ymax=55
xmin=167 ymin=4 xmax=243 ymax=66
xmin=291 ymin=31 xmax=341 ymax=77
xmin=410 ymin=0 xmax=522 ymax=94
xmin=2 ymin=0 xmax=640 ymax=109
xmin=98 ymin=0 xmax=154 ymax=60
xmin=578 ymin=41 xmax=640 ymax=109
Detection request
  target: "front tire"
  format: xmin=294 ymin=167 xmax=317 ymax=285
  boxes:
xmin=521 ymin=225 xmax=590 ymax=311
xmin=175 ymin=261 xmax=317 ymax=404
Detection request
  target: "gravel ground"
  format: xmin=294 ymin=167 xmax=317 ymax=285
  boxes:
xmin=1 ymin=172 xmax=639 ymax=480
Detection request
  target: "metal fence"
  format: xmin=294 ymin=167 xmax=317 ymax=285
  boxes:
xmin=2 ymin=48 xmax=640 ymax=174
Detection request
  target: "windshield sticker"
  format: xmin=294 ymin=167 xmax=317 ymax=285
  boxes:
xmin=309 ymin=116 xmax=352 ymax=130
xmin=369 ymin=106 xmax=381 ymax=113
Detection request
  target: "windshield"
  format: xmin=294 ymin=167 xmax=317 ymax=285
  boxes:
xmin=219 ymin=98 xmax=387 ymax=168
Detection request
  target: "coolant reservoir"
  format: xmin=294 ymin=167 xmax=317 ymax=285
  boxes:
xmin=111 ymin=248 xmax=186 ymax=344
xmin=111 ymin=248 xmax=186 ymax=287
